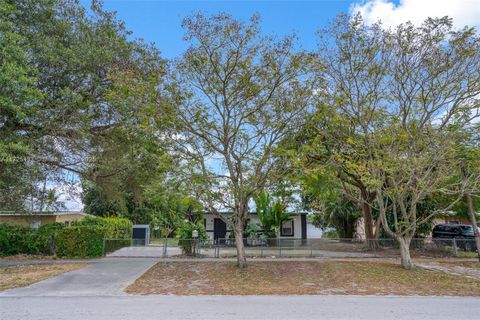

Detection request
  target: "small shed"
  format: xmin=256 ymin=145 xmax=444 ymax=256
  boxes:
xmin=132 ymin=224 xmax=150 ymax=246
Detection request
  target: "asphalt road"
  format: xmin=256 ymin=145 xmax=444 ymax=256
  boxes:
xmin=1 ymin=295 xmax=479 ymax=320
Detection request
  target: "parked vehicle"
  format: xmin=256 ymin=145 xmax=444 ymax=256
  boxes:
xmin=432 ymin=224 xmax=476 ymax=252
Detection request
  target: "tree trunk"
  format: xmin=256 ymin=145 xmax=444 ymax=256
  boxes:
xmin=373 ymin=216 xmax=382 ymax=240
xmin=360 ymin=187 xmax=376 ymax=248
xmin=234 ymin=220 xmax=247 ymax=268
xmin=465 ymin=191 xmax=480 ymax=262
xmin=398 ymin=237 xmax=414 ymax=269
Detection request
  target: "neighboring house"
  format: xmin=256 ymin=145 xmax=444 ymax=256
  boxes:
xmin=203 ymin=212 xmax=322 ymax=240
xmin=0 ymin=211 xmax=87 ymax=229
xmin=432 ymin=215 xmax=471 ymax=226
xmin=355 ymin=214 xmax=479 ymax=239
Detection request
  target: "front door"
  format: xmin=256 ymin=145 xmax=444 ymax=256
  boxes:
xmin=213 ymin=218 xmax=227 ymax=241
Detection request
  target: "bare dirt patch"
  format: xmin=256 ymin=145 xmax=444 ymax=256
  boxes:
xmin=433 ymin=260 xmax=480 ymax=270
xmin=0 ymin=263 xmax=87 ymax=291
xmin=126 ymin=260 xmax=480 ymax=296
xmin=415 ymin=259 xmax=480 ymax=281
xmin=0 ymin=254 xmax=56 ymax=262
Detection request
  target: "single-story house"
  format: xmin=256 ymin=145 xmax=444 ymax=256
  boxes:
xmin=432 ymin=215 xmax=472 ymax=226
xmin=203 ymin=212 xmax=323 ymax=240
xmin=355 ymin=213 xmax=479 ymax=239
xmin=0 ymin=211 xmax=87 ymax=228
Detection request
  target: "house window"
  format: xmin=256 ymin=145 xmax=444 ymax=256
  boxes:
xmin=30 ymin=220 xmax=41 ymax=229
xmin=281 ymin=220 xmax=294 ymax=236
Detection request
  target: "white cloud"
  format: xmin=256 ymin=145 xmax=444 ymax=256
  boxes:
xmin=351 ymin=0 xmax=480 ymax=29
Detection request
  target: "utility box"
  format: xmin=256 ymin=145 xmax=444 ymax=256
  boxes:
xmin=132 ymin=224 xmax=150 ymax=246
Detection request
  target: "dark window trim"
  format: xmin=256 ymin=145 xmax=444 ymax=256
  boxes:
xmin=281 ymin=219 xmax=294 ymax=237
xmin=301 ymin=214 xmax=307 ymax=240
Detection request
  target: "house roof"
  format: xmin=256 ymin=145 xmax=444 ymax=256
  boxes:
xmin=0 ymin=211 xmax=87 ymax=217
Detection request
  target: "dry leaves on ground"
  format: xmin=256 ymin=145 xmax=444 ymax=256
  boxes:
xmin=0 ymin=263 xmax=87 ymax=291
xmin=126 ymin=260 xmax=480 ymax=296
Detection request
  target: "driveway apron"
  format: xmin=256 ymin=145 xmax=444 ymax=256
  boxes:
xmin=0 ymin=257 xmax=157 ymax=297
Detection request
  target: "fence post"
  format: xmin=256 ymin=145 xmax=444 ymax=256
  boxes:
xmin=102 ymin=238 xmax=106 ymax=256
xmin=162 ymin=238 xmax=167 ymax=257
xmin=453 ymin=238 xmax=458 ymax=257
xmin=279 ymin=241 xmax=282 ymax=257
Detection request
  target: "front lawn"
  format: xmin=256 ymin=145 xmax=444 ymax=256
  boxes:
xmin=436 ymin=260 xmax=480 ymax=269
xmin=126 ymin=260 xmax=480 ymax=296
xmin=0 ymin=263 xmax=87 ymax=291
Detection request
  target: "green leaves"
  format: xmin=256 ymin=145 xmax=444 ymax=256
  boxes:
xmin=0 ymin=0 xmax=171 ymax=212
xmin=254 ymin=190 xmax=290 ymax=237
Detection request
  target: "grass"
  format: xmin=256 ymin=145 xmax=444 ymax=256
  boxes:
xmin=457 ymin=252 xmax=480 ymax=259
xmin=0 ymin=263 xmax=87 ymax=291
xmin=126 ymin=260 xmax=480 ymax=296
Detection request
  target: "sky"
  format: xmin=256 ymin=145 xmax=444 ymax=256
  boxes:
xmin=79 ymin=0 xmax=480 ymax=60
xmin=86 ymin=0 xmax=355 ymax=59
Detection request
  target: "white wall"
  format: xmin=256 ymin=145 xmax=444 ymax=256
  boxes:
xmin=204 ymin=213 xmax=319 ymax=239
xmin=306 ymin=222 xmax=323 ymax=239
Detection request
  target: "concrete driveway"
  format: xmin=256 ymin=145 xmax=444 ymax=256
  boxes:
xmin=0 ymin=257 xmax=157 ymax=297
xmin=107 ymin=246 xmax=182 ymax=257
xmin=1 ymin=295 xmax=479 ymax=320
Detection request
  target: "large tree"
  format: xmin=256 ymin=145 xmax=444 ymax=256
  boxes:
xmin=174 ymin=13 xmax=316 ymax=267
xmin=0 ymin=0 xmax=170 ymax=211
xmin=315 ymin=15 xmax=480 ymax=269
xmin=0 ymin=0 xmax=43 ymax=210
xmin=454 ymin=129 xmax=480 ymax=260
xmin=372 ymin=18 xmax=479 ymax=269
xmin=289 ymin=15 xmax=389 ymax=246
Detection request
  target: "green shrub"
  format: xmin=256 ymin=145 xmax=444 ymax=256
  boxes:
xmin=0 ymin=217 xmax=132 ymax=258
xmin=57 ymin=217 xmax=132 ymax=258
xmin=177 ymin=222 xmax=208 ymax=255
xmin=0 ymin=224 xmax=32 ymax=256
xmin=0 ymin=223 xmax=65 ymax=256
xmin=323 ymin=229 xmax=339 ymax=239
xmin=27 ymin=223 xmax=65 ymax=255
xmin=56 ymin=226 xmax=104 ymax=258
xmin=73 ymin=216 xmax=132 ymax=239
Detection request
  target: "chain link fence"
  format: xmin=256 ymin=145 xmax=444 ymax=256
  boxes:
xmin=103 ymin=237 xmax=479 ymax=259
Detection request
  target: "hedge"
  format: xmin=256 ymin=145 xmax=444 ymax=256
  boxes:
xmin=0 ymin=223 xmax=65 ymax=256
xmin=73 ymin=216 xmax=132 ymax=239
xmin=57 ymin=217 xmax=132 ymax=258
xmin=0 ymin=217 xmax=132 ymax=258
xmin=56 ymin=226 xmax=104 ymax=258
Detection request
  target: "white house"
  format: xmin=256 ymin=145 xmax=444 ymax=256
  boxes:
xmin=202 ymin=212 xmax=322 ymax=240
